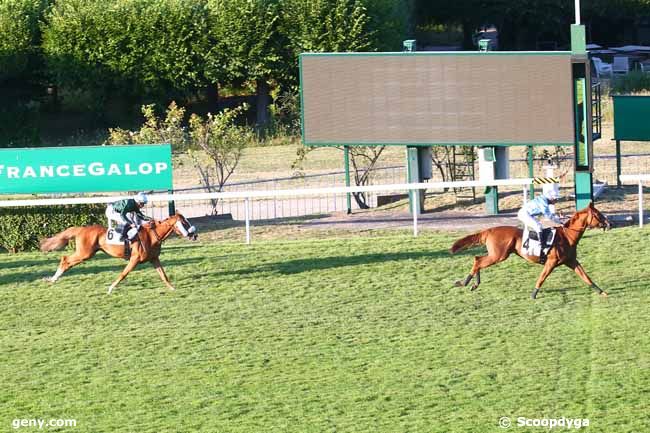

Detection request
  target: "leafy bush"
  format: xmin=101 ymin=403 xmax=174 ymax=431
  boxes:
xmin=107 ymin=102 xmax=188 ymax=151
xmin=0 ymin=204 xmax=105 ymax=253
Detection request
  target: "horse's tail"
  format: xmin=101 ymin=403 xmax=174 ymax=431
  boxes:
xmin=450 ymin=231 xmax=486 ymax=254
xmin=40 ymin=227 xmax=84 ymax=252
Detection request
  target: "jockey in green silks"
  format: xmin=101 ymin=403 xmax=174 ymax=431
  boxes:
xmin=105 ymin=192 xmax=152 ymax=247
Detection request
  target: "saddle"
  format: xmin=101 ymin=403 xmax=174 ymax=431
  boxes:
xmin=522 ymin=227 xmax=556 ymax=258
xmin=105 ymin=224 xmax=140 ymax=260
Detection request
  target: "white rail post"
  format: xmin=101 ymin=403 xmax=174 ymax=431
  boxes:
xmin=523 ymin=186 xmax=528 ymax=205
xmin=639 ymin=180 xmax=644 ymax=228
xmin=245 ymin=197 xmax=251 ymax=244
xmin=412 ymin=186 xmax=419 ymax=237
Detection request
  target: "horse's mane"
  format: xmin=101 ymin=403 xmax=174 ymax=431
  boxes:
xmin=563 ymin=205 xmax=590 ymax=228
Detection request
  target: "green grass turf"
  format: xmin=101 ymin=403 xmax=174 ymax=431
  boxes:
xmin=0 ymin=227 xmax=648 ymax=432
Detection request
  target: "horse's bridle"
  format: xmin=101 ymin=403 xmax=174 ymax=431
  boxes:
xmin=151 ymin=216 xmax=197 ymax=242
xmin=562 ymin=208 xmax=609 ymax=234
xmin=147 ymin=219 xmax=174 ymax=243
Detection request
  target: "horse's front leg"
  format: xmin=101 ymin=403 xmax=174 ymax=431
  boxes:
xmin=531 ymin=262 xmax=557 ymax=299
xmin=568 ymin=261 xmax=608 ymax=297
xmin=107 ymin=258 xmax=140 ymax=294
xmin=150 ymin=257 xmax=175 ymax=291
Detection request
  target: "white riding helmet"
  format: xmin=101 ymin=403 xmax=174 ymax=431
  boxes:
xmin=542 ymin=184 xmax=560 ymax=201
xmin=135 ymin=192 xmax=148 ymax=205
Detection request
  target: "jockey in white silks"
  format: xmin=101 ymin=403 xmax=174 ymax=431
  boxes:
xmin=517 ymin=184 xmax=562 ymax=261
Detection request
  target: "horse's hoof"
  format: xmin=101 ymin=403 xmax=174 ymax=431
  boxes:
xmin=454 ymin=280 xmax=464 ymax=287
xmin=42 ymin=277 xmax=52 ymax=283
xmin=531 ymin=289 xmax=539 ymax=299
xmin=600 ymin=291 xmax=609 ymax=297
xmin=470 ymin=284 xmax=479 ymax=291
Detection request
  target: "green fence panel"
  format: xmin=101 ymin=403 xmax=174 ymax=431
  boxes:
xmin=613 ymin=96 xmax=650 ymax=141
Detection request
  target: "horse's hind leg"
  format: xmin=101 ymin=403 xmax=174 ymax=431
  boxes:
xmin=45 ymin=250 xmax=97 ymax=283
xmin=468 ymin=252 xmax=511 ymax=290
xmin=454 ymin=273 xmax=474 ymax=287
xmin=471 ymin=271 xmax=481 ymax=290
xmin=453 ymin=255 xmax=488 ymax=289
xmin=454 ymin=255 xmax=489 ymax=289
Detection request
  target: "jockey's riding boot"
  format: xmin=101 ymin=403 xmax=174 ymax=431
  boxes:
xmin=120 ymin=224 xmax=130 ymax=241
xmin=120 ymin=225 xmax=131 ymax=260
xmin=538 ymin=231 xmax=547 ymax=264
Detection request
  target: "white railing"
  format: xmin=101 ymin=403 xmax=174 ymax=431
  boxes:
xmin=619 ymin=174 xmax=650 ymax=227
xmin=0 ymin=177 xmax=550 ymax=243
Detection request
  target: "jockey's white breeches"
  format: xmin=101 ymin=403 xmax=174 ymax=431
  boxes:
xmin=517 ymin=208 xmax=543 ymax=233
xmin=105 ymin=206 xmax=129 ymax=227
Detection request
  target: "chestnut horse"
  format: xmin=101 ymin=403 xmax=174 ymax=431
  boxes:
xmin=450 ymin=202 xmax=611 ymax=299
xmin=40 ymin=213 xmax=197 ymax=294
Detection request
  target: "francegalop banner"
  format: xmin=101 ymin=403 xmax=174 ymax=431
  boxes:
xmin=0 ymin=144 xmax=173 ymax=194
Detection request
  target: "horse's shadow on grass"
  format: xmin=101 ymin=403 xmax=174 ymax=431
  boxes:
xmin=0 ymin=254 xmax=204 ymax=286
xmin=0 ymin=257 xmax=55 ymax=270
xmin=222 ymin=249 xmax=454 ymax=277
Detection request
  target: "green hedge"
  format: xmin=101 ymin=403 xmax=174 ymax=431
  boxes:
xmin=0 ymin=204 xmax=105 ymax=253
xmin=0 ymin=0 xmax=49 ymax=83
xmin=42 ymin=0 xmax=211 ymax=99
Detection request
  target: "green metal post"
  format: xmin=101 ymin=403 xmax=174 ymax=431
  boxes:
xmin=527 ymin=146 xmax=535 ymax=197
xmin=572 ymin=24 xmax=594 ymax=210
xmin=406 ymin=146 xmax=423 ymax=215
xmin=485 ymin=186 xmax=499 ymax=215
xmin=483 ymin=146 xmax=498 ymax=215
xmin=616 ymin=139 xmax=622 ymax=188
xmin=344 ymin=145 xmax=351 ymax=214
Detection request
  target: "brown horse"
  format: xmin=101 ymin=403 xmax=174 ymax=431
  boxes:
xmin=450 ymin=202 xmax=611 ymax=299
xmin=40 ymin=213 xmax=197 ymax=294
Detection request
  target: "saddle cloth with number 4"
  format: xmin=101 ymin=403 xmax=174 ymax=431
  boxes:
xmin=521 ymin=227 xmax=556 ymax=258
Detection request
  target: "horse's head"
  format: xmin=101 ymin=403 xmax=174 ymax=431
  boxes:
xmin=170 ymin=213 xmax=198 ymax=241
xmin=584 ymin=202 xmax=611 ymax=231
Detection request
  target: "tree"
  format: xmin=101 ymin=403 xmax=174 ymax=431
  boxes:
xmin=0 ymin=0 xmax=48 ymax=83
xmin=292 ymin=144 xmax=385 ymax=209
xmin=363 ymin=0 xmax=415 ymax=51
xmin=348 ymin=146 xmax=386 ymax=209
xmin=280 ymin=0 xmax=374 ymax=89
xmin=206 ymin=0 xmax=290 ymax=131
xmin=188 ymin=105 xmax=255 ymax=214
